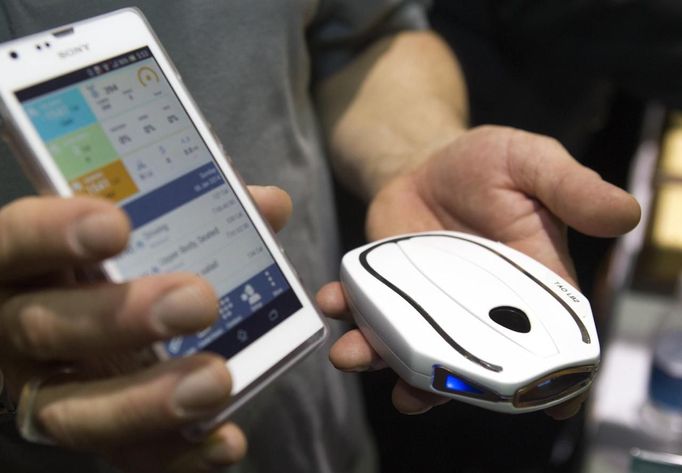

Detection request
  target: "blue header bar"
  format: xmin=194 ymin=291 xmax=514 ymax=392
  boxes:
xmin=122 ymin=162 xmax=225 ymax=229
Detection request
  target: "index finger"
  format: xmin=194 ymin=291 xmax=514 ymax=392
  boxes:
xmin=0 ymin=196 xmax=129 ymax=283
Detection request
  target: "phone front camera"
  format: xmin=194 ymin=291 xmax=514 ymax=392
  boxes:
xmin=9 ymin=51 xmax=18 ymax=59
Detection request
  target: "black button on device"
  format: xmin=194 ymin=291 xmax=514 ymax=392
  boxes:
xmin=489 ymin=306 xmax=531 ymax=333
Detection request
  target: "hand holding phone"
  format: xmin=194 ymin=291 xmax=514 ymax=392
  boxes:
xmin=0 ymin=195 xmax=246 ymax=468
xmin=0 ymin=7 xmax=326 ymax=460
xmin=0 ymin=187 xmax=292 ymax=467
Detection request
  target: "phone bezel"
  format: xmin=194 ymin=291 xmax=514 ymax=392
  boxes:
xmin=0 ymin=8 xmax=327 ymax=424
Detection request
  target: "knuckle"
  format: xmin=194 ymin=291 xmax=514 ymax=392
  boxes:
xmin=159 ymin=396 xmax=182 ymax=422
xmin=476 ymin=124 xmax=501 ymax=135
xmin=0 ymin=197 xmax=39 ymax=241
xmin=535 ymin=134 xmax=564 ymax=152
xmin=36 ymin=401 xmax=82 ymax=449
xmin=125 ymin=388 xmax=165 ymax=426
xmin=12 ymin=302 xmax=58 ymax=360
xmin=0 ymin=203 xmax=19 ymax=262
xmin=0 ymin=198 xmax=27 ymax=229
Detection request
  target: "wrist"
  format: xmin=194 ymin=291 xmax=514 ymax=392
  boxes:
xmin=361 ymin=129 xmax=465 ymax=201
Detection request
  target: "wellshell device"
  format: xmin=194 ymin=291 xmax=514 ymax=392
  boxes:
xmin=341 ymin=231 xmax=600 ymax=413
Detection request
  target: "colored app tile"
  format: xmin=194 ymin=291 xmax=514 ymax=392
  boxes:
xmin=23 ymin=88 xmax=96 ymax=142
xmin=70 ymin=159 xmax=138 ymax=202
xmin=47 ymin=123 xmax=119 ymax=180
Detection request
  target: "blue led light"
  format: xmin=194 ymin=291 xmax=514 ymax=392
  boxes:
xmin=445 ymin=374 xmax=484 ymax=395
xmin=537 ymin=379 xmax=552 ymax=388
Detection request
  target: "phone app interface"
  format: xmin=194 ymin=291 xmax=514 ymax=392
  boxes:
xmin=16 ymin=47 xmax=302 ymax=358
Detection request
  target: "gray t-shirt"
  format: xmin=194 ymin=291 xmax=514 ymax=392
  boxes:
xmin=0 ymin=1 xmax=427 ymax=472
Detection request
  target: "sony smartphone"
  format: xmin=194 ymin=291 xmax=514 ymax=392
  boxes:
xmin=0 ymin=8 xmax=326 ymax=432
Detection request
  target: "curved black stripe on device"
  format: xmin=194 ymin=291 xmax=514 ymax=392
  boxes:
xmin=359 ymin=236 xmax=504 ymax=373
xmin=359 ymin=233 xmax=592 ymax=373
xmin=420 ymin=234 xmax=591 ymax=344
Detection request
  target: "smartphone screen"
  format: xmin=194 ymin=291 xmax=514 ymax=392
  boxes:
xmin=14 ymin=47 xmax=302 ymax=359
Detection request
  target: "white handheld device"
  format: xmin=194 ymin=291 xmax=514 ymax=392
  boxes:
xmin=341 ymin=231 xmax=599 ymax=413
xmin=0 ymin=9 xmax=326 ymax=431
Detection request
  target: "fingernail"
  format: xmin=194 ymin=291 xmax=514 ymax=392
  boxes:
xmin=173 ymin=365 xmax=230 ymax=418
xmin=72 ymin=209 xmax=126 ymax=256
xmin=152 ymin=284 xmax=216 ymax=335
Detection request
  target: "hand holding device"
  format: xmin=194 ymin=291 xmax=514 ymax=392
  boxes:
xmin=0 ymin=195 xmax=242 ymax=470
xmin=341 ymin=231 xmax=600 ymax=413
xmin=322 ymin=125 xmax=640 ymax=417
xmin=0 ymin=187 xmax=291 ymax=470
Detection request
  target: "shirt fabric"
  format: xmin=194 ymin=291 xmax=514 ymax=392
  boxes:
xmin=0 ymin=1 xmax=427 ymax=472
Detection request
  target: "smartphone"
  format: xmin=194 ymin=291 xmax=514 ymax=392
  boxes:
xmin=0 ymin=8 xmax=327 ymax=433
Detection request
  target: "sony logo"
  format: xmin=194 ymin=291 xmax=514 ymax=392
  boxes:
xmin=57 ymin=44 xmax=90 ymax=58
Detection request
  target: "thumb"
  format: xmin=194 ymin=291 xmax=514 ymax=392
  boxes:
xmin=248 ymin=185 xmax=293 ymax=233
xmin=507 ymin=130 xmax=641 ymax=237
